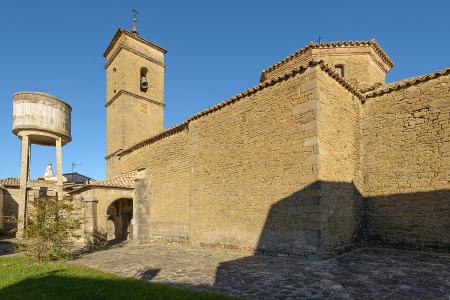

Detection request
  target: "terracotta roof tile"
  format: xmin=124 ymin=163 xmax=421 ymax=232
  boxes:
xmin=103 ymin=28 xmax=167 ymax=57
xmin=88 ymin=170 xmax=138 ymax=188
xmin=261 ymin=39 xmax=394 ymax=79
xmin=0 ymin=178 xmax=87 ymax=189
xmin=0 ymin=177 xmax=55 ymax=188
xmin=363 ymin=66 xmax=450 ymax=99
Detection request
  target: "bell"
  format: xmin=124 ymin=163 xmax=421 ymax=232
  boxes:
xmin=140 ymin=76 xmax=149 ymax=89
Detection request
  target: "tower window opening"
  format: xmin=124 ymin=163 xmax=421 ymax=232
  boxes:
xmin=335 ymin=65 xmax=345 ymax=77
xmin=140 ymin=67 xmax=149 ymax=92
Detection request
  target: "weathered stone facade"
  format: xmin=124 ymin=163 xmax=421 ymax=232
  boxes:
xmin=105 ymin=29 xmax=166 ymax=177
xmin=70 ymin=29 xmax=449 ymax=257
xmin=362 ymin=74 xmax=450 ymax=249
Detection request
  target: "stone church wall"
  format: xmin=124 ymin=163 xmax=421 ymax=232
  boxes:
xmin=188 ymin=67 xmax=322 ymax=254
xmin=118 ymin=130 xmax=191 ymax=243
xmin=362 ymin=74 xmax=450 ymax=249
xmin=108 ymin=59 xmax=450 ymax=255
xmin=316 ymin=70 xmax=363 ymax=254
xmin=116 ymin=66 xmax=341 ymax=255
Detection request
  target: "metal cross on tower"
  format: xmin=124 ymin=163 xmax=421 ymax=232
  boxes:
xmin=132 ymin=9 xmax=139 ymax=34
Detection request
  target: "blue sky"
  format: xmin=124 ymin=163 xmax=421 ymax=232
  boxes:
xmin=0 ymin=0 xmax=449 ymax=180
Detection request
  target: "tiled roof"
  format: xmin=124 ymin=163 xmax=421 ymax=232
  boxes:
xmin=69 ymin=170 xmax=139 ymax=194
xmin=0 ymin=177 xmax=55 ymax=188
xmin=117 ymin=59 xmax=362 ymax=157
xmin=363 ymin=66 xmax=450 ymax=99
xmin=0 ymin=178 xmax=86 ymax=189
xmin=103 ymin=28 xmax=167 ymax=57
xmin=261 ymin=39 xmax=394 ymax=79
xmin=87 ymin=170 xmax=139 ymax=188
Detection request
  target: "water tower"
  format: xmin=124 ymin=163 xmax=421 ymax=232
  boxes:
xmin=12 ymin=91 xmax=72 ymax=237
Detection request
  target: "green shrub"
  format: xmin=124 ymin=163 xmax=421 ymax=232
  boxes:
xmin=17 ymin=196 xmax=82 ymax=261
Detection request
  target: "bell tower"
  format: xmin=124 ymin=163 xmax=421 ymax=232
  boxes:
xmin=104 ymin=19 xmax=167 ymax=177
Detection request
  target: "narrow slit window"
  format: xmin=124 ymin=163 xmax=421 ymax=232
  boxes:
xmin=335 ymin=65 xmax=345 ymax=77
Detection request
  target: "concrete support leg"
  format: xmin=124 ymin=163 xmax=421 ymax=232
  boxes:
xmin=56 ymin=137 xmax=63 ymax=200
xmin=17 ymin=134 xmax=30 ymax=238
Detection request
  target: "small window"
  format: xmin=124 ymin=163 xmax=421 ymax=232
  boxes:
xmin=335 ymin=65 xmax=344 ymax=77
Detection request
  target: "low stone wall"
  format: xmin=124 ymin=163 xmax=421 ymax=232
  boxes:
xmin=0 ymin=189 xmax=19 ymax=235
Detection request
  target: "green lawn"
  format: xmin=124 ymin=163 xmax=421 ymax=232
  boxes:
xmin=0 ymin=256 xmax=238 ymax=300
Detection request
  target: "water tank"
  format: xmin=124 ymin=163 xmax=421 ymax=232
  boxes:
xmin=12 ymin=92 xmax=72 ymax=146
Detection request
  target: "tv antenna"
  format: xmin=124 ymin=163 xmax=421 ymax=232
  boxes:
xmin=71 ymin=162 xmax=82 ymax=182
xmin=316 ymin=35 xmax=322 ymax=44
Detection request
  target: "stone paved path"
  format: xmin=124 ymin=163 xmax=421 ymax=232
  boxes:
xmin=73 ymin=242 xmax=450 ymax=299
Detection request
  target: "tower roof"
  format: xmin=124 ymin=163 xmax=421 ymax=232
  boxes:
xmin=261 ymin=39 xmax=394 ymax=79
xmin=103 ymin=28 xmax=167 ymax=57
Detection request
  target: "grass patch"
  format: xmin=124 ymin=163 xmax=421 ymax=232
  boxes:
xmin=0 ymin=256 xmax=238 ymax=300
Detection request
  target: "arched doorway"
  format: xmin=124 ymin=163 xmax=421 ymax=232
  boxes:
xmin=106 ymin=198 xmax=133 ymax=242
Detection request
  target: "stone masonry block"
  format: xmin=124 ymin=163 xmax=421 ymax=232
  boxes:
xmin=300 ymin=80 xmax=318 ymax=93
xmin=301 ymin=120 xmax=318 ymax=132
xmin=304 ymin=136 xmax=320 ymax=147
xmin=292 ymin=100 xmax=318 ymax=116
xmin=304 ymin=154 xmax=320 ymax=166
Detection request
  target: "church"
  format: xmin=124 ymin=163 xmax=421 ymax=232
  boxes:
xmin=2 ymin=21 xmax=450 ymax=257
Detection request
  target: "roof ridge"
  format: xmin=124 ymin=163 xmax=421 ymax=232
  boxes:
xmin=363 ymin=66 xmax=450 ymax=99
xmin=90 ymin=169 xmax=138 ymax=183
xmin=261 ymin=39 xmax=394 ymax=78
xmin=70 ymin=169 xmax=140 ymax=193
xmin=103 ymin=28 xmax=167 ymax=58
xmin=0 ymin=177 xmax=52 ymax=183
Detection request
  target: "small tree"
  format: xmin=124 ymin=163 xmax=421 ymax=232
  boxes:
xmin=17 ymin=195 xmax=82 ymax=261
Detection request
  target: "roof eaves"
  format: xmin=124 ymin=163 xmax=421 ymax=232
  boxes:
xmin=103 ymin=28 xmax=167 ymax=57
xmin=363 ymin=66 xmax=450 ymax=99
xmin=68 ymin=185 xmax=132 ymax=195
xmin=261 ymin=40 xmax=394 ymax=78
xmin=118 ymin=59 xmax=362 ymax=157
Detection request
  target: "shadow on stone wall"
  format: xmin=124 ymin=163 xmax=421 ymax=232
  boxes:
xmin=255 ymin=181 xmax=364 ymax=257
xmin=363 ymin=189 xmax=450 ymax=251
xmin=210 ymin=181 xmax=450 ymax=298
xmin=254 ymin=180 xmax=450 ymax=257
